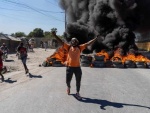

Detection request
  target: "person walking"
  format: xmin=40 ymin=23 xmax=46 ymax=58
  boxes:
xmin=0 ymin=43 xmax=9 ymax=61
xmin=17 ymin=42 xmax=29 ymax=74
xmin=52 ymin=31 xmax=97 ymax=99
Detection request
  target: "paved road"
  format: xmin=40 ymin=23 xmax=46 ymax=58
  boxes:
xmin=0 ymin=67 xmax=150 ymax=113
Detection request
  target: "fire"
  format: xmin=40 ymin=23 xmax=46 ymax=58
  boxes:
xmin=46 ymin=46 xmax=68 ymax=65
xmin=96 ymin=50 xmax=110 ymax=61
xmin=108 ymin=48 xmax=150 ymax=64
xmin=111 ymin=48 xmax=124 ymax=63
xmin=44 ymin=46 xmax=150 ymax=67
xmin=122 ymin=53 xmax=136 ymax=63
xmin=123 ymin=53 xmax=150 ymax=63
xmin=107 ymin=48 xmax=150 ymax=64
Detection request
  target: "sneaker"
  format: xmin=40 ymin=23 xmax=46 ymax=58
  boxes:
xmin=25 ymin=69 xmax=29 ymax=74
xmin=67 ymin=88 xmax=70 ymax=95
xmin=75 ymin=93 xmax=82 ymax=100
xmin=1 ymin=77 xmax=4 ymax=82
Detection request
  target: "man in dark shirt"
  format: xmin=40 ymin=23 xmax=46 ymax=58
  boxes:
xmin=17 ymin=42 xmax=29 ymax=74
xmin=0 ymin=49 xmax=4 ymax=82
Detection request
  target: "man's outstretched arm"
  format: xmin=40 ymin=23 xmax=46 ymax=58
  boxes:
xmin=52 ymin=31 xmax=64 ymax=45
xmin=85 ymin=36 xmax=98 ymax=46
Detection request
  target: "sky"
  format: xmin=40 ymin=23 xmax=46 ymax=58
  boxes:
xmin=0 ymin=0 xmax=65 ymax=35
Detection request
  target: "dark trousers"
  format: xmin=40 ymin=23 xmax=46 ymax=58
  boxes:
xmin=66 ymin=67 xmax=82 ymax=92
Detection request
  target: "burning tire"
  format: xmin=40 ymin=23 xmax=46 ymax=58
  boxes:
xmin=80 ymin=60 xmax=91 ymax=67
xmin=105 ymin=60 xmax=113 ymax=67
xmin=135 ymin=61 xmax=146 ymax=68
xmin=80 ymin=55 xmax=92 ymax=61
xmin=124 ymin=60 xmax=136 ymax=68
xmin=146 ymin=62 xmax=150 ymax=68
xmin=92 ymin=61 xmax=105 ymax=68
xmin=112 ymin=61 xmax=124 ymax=68
xmin=42 ymin=61 xmax=51 ymax=67
xmin=94 ymin=55 xmax=105 ymax=61
xmin=80 ymin=55 xmax=92 ymax=67
xmin=52 ymin=61 xmax=64 ymax=67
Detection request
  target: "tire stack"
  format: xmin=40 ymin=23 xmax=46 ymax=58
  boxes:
xmin=52 ymin=60 xmax=64 ymax=67
xmin=124 ymin=60 xmax=136 ymax=68
xmin=135 ymin=61 xmax=146 ymax=68
xmin=80 ymin=55 xmax=92 ymax=67
xmin=112 ymin=57 xmax=124 ymax=68
xmin=105 ymin=60 xmax=113 ymax=67
xmin=42 ymin=61 xmax=51 ymax=67
xmin=92 ymin=55 xmax=105 ymax=68
xmin=146 ymin=62 xmax=150 ymax=68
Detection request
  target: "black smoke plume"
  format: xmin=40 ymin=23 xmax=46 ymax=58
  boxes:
xmin=59 ymin=0 xmax=150 ymax=54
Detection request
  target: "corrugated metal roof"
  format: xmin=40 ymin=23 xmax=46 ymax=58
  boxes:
xmin=7 ymin=35 xmax=21 ymax=41
xmin=0 ymin=34 xmax=10 ymax=40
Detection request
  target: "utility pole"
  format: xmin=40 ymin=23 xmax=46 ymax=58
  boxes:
xmin=65 ymin=9 xmax=67 ymax=32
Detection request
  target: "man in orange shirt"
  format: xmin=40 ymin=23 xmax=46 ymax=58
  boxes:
xmin=52 ymin=31 xmax=97 ymax=99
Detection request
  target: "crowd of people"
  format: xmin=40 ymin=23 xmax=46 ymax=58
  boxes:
xmin=0 ymin=42 xmax=29 ymax=82
xmin=0 ymin=32 xmax=97 ymax=100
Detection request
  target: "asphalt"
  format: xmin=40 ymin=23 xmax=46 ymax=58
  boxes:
xmin=0 ymin=67 xmax=150 ymax=113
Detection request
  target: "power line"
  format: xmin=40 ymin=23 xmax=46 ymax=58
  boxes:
xmin=0 ymin=6 xmax=29 ymax=11
xmin=3 ymin=0 xmax=65 ymax=22
xmin=0 ymin=6 xmax=65 ymax=13
xmin=0 ymin=13 xmax=64 ymax=26
xmin=45 ymin=0 xmax=59 ymax=6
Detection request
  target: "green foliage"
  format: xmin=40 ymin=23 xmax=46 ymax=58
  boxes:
xmin=9 ymin=27 xmax=63 ymax=39
xmin=14 ymin=32 xmax=26 ymax=37
xmin=28 ymin=28 xmax=44 ymax=38
xmin=28 ymin=32 xmax=34 ymax=38
xmin=10 ymin=33 xmax=15 ymax=37
xmin=44 ymin=31 xmax=52 ymax=38
xmin=51 ymin=28 xmax=57 ymax=33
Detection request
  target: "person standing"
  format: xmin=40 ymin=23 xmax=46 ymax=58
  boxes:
xmin=0 ymin=49 xmax=4 ymax=82
xmin=52 ymin=31 xmax=97 ymax=99
xmin=40 ymin=41 xmax=43 ymax=48
xmin=17 ymin=42 xmax=29 ymax=74
xmin=44 ymin=41 xmax=48 ymax=51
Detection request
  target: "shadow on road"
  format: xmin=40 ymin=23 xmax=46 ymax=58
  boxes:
xmin=28 ymin=73 xmax=42 ymax=78
xmin=4 ymin=78 xmax=17 ymax=83
xmin=5 ymin=60 xmax=14 ymax=62
xmin=72 ymin=95 xmax=150 ymax=110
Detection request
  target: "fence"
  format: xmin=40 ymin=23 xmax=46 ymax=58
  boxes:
xmin=29 ymin=38 xmax=59 ymax=49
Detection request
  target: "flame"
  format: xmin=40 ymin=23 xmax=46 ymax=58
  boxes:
xmin=122 ymin=53 xmax=150 ymax=63
xmin=45 ymin=46 xmax=150 ymax=67
xmin=96 ymin=50 xmax=110 ymax=61
xmin=46 ymin=46 xmax=68 ymax=65
xmin=111 ymin=48 xmax=123 ymax=63
xmin=122 ymin=53 xmax=136 ymax=63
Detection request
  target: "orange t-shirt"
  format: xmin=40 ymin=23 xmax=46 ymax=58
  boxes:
xmin=63 ymin=43 xmax=87 ymax=67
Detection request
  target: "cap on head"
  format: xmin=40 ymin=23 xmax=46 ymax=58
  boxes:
xmin=71 ymin=38 xmax=79 ymax=46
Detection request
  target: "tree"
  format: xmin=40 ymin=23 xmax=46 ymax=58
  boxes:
xmin=27 ymin=32 xmax=34 ymax=37
xmin=28 ymin=28 xmax=44 ymax=38
xmin=10 ymin=33 xmax=15 ymax=37
xmin=14 ymin=32 xmax=26 ymax=37
xmin=51 ymin=28 xmax=57 ymax=33
xmin=44 ymin=31 xmax=52 ymax=38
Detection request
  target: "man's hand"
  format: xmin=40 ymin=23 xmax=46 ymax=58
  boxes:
xmin=51 ymin=30 xmax=64 ymax=45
